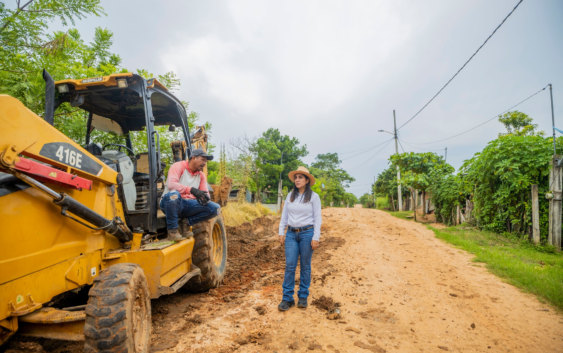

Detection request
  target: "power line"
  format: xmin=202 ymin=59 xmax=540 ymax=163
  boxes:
xmin=346 ymin=185 xmax=374 ymax=190
xmin=349 ymin=139 xmax=394 ymax=172
xmin=340 ymin=138 xmax=394 ymax=160
xmin=397 ymin=0 xmax=524 ymax=131
xmin=400 ymin=139 xmax=445 ymax=152
xmin=338 ymin=138 xmax=394 ymax=155
xmin=398 ymin=139 xmax=406 ymax=153
xmin=345 ymin=183 xmax=372 ymax=188
xmin=402 ymin=84 xmax=548 ymax=145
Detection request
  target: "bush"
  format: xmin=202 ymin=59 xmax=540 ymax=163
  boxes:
xmin=376 ymin=197 xmax=389 ymax=209
xmin=461 ymin=135 xmax=563 ymax=236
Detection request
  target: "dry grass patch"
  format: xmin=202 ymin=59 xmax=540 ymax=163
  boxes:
xmin=222 ymin=202 xmax=276 ymax=227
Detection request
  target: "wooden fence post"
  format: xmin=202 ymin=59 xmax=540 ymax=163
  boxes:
xmin=531 ymin=184 xmax=540 ymax=245
xmin=466 ymin=199 xmax=474 ymax=224
xmin=414 ymin=191 xmax=417 ymax=222
xmin=548 ymin=156 xmax=562 ymax=250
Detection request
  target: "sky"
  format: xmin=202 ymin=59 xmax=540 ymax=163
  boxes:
xmin=42 ymin=0 xmax=563 ymax=197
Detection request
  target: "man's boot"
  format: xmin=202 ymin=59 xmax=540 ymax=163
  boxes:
xmin=179 ymin=219 xmax=194 ymax=238
xmin=167 ymin=228 xmax=183 ymax=241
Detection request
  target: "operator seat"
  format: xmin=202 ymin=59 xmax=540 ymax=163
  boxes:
xmin=84 ymin=143 xmax=118 ymax=171
xmin=101 ymin=150 xmax=136 ymax=211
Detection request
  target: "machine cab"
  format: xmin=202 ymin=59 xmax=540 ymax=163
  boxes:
xmin=54 ymin=73 xmax=191 ymax=233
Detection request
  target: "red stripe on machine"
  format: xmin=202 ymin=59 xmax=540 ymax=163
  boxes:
xmin=13 ymin=158 xmax=92 ymax=191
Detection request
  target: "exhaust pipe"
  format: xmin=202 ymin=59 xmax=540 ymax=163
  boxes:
xmin=43 ymin=69 xmax=55 ymax=126
xmin=13 ymin=171 xmax=132 ymax=243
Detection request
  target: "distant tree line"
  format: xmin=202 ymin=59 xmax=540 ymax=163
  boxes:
xmin=223 ymin=129 xmax=358 ymax=206
xmin=363 ymin=111 xmax=562 ymax=242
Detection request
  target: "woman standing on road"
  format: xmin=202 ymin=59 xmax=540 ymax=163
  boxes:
xmin=278 ymin=166 xmax=322 ymax=311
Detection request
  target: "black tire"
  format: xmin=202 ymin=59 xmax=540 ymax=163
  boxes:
xmin=186 ymin=215 xmax=228 ymax=291
xmin=84 ymin=263 xmax=151 ymax=353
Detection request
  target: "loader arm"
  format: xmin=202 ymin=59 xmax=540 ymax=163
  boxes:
xmin=0 ymin=95 xmax=117 ymax=185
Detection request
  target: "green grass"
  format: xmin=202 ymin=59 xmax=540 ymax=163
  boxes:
xmin=385 ymin=210 xmax=414 ymax=220
xmin=429 ymin=226 xmax=563 ymax=311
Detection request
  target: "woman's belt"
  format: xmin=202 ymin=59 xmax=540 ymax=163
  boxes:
xmin=288 ymin=225 xmax=314 ymax=233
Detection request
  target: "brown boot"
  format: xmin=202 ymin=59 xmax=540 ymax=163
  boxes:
xmin=167 ymin=228 xmax=183 ymax=241
xmin=179 ymin=219 xmax=194 ymax=238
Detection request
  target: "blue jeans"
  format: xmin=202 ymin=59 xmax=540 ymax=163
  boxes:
xmin=282 ymin=227 xmax=315 ymax=302
xmin=159 ymin=191 xmax=220 ymax=229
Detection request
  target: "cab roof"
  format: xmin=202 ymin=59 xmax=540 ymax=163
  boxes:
xmin=55 ymin=73 xmax=186 ymax=132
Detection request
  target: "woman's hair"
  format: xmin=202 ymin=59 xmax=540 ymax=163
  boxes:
xmin=290 ymin=174 xmax=313 ymax=203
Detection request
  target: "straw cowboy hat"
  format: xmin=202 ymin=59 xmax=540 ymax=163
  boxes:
xmin=288 ymin=166 xmax=316 ymax=186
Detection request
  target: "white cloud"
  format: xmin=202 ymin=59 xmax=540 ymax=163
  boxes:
xmin=161 ymin=35 xmax=265 ymax=115
xmin=225 ymin=1 xmax=415 ymax=119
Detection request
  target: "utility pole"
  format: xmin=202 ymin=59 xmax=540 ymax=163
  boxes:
xmin=548 ymin=155 xmax=562 ymax=250
xmin=373 ymin=176 xmax=376 ymax=205
xmin=547 ymin=84 xmax=561 ymax=250
xmin=445 ymin=147 xmax=447 ymax=163
xmin=277 ymin=152 xmax=284 ymax=212
xmin=550 ymin=84 xmax=556 ymax=155
xmin=393 ymin=110 xmax=402 ymax=211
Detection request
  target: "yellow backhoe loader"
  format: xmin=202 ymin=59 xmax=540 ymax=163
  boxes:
xmin=0 ymin=70 xmax=228 ymax=352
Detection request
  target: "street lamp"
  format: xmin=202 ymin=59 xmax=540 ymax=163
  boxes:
xmin=378 ymin=110 xmax=402 ymax=211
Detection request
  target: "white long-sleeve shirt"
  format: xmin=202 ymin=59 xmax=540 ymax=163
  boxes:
xmin=278 ymin=191 xmax=322 ymax=241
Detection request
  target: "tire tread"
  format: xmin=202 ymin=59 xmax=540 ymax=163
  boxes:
xmin=84 ymin=263 xmax=150 ymax=352
xmin=185 ymin=215 xmax=227 ymax=292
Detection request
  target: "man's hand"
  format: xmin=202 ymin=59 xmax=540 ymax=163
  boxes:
xmin=279 ymin=235 xmax=285 ymax=246
xmin=311 ymin=240 xmax=319 ymax=250
xmin=191 ymin=187 xmax=210 ymax=205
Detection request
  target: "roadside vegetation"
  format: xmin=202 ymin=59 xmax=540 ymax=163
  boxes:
xmin=376 ymin=197 xmax=390 ymax=209
xmin=359 ymin=196 xmax=390 ymax=210
xmin=385 ymin=210 xmax=413 ymax=220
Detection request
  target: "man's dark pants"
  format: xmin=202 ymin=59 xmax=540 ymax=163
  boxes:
xmin=159 ymin=191 xmax=220 ymax=229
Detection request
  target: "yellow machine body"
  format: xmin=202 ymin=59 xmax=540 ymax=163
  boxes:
xmin=0 ymin=93 xmax=196 ymax=343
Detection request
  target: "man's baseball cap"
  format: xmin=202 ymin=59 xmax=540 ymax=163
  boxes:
xmin=191 ymin=148 xmax=214 ymax=160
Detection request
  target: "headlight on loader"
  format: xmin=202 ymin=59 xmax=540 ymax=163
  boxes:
xmin=117 ymin=79 xmax=128 ymax=88
xmin=57 ymin=84 xmax=69 ymax=93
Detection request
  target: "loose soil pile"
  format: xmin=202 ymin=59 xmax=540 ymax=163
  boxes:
xmin=217 ymin=215 xmax=283 ymax=301
xmin=311 ymin=295 xmax=340 ymax=312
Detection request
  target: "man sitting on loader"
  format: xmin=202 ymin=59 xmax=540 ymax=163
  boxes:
xmin=160 ymin=148 xmax=220 ymax=241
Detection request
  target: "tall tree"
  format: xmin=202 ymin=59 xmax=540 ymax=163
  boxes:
xmin=1 ymin=0 xmax=110 ymax=113
xmin=251 ymin=128 xmax=308 ymax=200
xmin=310 ymin=152 xmax=355 ymax=206
xmin=374 ymin=167 xmax=407 ymax=211
xmin=0 ymin=0 xmax=210 ymax=171
xmin=390 ymin=152 xmax=446 ymax=213
xmin=498 ymin=111 xmax=543 ymax=137
xmin=311 ymin=153 xmax=340 ymax=171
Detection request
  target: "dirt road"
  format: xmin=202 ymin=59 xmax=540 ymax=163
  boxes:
xmin=10 ymin=207 xmax=563 ymax=352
